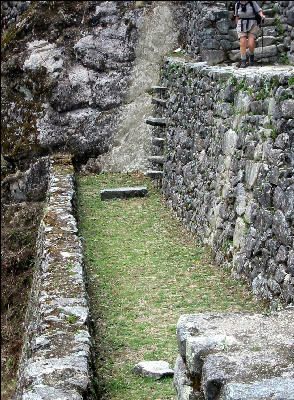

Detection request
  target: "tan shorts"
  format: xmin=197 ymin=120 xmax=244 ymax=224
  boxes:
xmin=238 ymin=23 xmax=260 ymax=39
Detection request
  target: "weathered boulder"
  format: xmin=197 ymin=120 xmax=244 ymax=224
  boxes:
xmin=132 ymin=360 xmax=174 ymax=380
xmin=1 ymin=1 xmax=144 ymax=165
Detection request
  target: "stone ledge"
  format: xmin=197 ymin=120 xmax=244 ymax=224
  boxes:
xmin=175 ymin=310 xmax=294 ymax=400
xmin=164 ymin=57 xmax=294 ymax=80
xmin=100 ymin=186 xmax=148 ymax=200
xmin=14 ymin=154 xmax=95 ymax=399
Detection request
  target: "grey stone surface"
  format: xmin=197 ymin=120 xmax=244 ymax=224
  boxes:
xmin=174 ymin=311 xmax=294 ymax=400
xmin=148 ymin=156 xmax=165 ymax=165
xmin=152 ymin=137 xmax=165 ymax=146
xmin=132 ymin=360 xmax=174 ymax=380
xmin=100 ymin=186 xmax=148 ymax=200
xmin=174 ymin=356 xmax=199 ymax=400
xmin=220 ymin=377 xmax=294 ymax=400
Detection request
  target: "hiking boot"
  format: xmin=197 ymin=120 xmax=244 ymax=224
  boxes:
xmin=249 ymin=54 xmax=256 ymax=66
xmin=239 ymin=59 xmax=247 ymax=68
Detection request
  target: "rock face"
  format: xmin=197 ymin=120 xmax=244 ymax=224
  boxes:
xmin=1 ymin=1 xmax=180 ymax=174
xmin=0 ymin=1 xmax=146 ymax=166
xmin=157 ymin=58 xmax=294 ymax=304
xmin=174 ymin=311 xmax=294 ymax=400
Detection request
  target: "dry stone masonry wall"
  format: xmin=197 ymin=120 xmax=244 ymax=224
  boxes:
xmin=14 ymin=155 xmax=95 ymax=399
xmin=158 ymin=58 xmax=294 ymax=304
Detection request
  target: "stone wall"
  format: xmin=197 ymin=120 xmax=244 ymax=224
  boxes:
xmin=14 ymin=154 xmax=95 ymax=399
xmin=157 ymin=58 xmax=294 ymax=304
xmin=186 ymin=1 xmax=294 ymax=65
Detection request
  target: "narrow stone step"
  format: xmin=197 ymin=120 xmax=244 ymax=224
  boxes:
xmin=152 ymin=97 xmax=167 ymax=107
xmin=151 ymin=86 xmax=168 ymax=93
xmin=146 ymin=170 xmax=163 ymax=179
xmin=152 ymin=137 xmax=165 ymax=146
xmin=100 ymin=186 xmax=148 ymax=201
xmin=148 ymin=156 xmax=165 ymax=165
xmin=262 ymin=8 xmax=277 ymax=17
xmin=146 ymin=117 xmax=167 ymax=127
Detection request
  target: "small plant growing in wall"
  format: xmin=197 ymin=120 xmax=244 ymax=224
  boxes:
xmin=67 ymin=314 xmax=78 ymax=324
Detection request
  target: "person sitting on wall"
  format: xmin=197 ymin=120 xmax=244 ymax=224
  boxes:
xmin=235 ymin=1 xmax=265 ymax=68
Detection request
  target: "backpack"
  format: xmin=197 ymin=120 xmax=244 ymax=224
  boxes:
xmin=236 ymin=1 xmax=262 ymax=25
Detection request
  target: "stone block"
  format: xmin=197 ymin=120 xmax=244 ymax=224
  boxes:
xmin=132 ymin=360 xmax=173 ymax=380
xmin=254 ymin=45 xmax=278 ymax=59
xmin=216 ymin=19 xmax=230 ymax=34
xmin=175 ymin=311 xmax=294 ymax=400
xmin=152 ymin=137 xmax=165 ymax=146
xmin=220 ymin=377 xmax=294 ymax=400
xmin=202 ymin=39 xmax=220 ymax=50
xmin=148 ymin=156 xmax=165 ymax=165
xmin=146 ymin=170 xmax=163 ymax=179
xmin=100 ymin=186 xmax=148 ymax=200
xmin=281 ymin=99 xmax=294 ymax=118
xmin=173 ymin=356 xmax=199 ymax=400
xmin=146 ymin=117 xmax=167 ymax=127
xmin=201 ymin=49 xmax=226 ymax=65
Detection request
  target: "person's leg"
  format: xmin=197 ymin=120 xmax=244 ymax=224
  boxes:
xmin=248 ymin=36 xmax=255 ymax=53
xmin=239 ymin=36 xmax=247 ymax=67
xmin=248 ymin=24 xmax=259 ymax=65
xmin=248 ymin=36 xmax=256 ymax=65
xmin=240 ymin=36 xmax=247 ymax=56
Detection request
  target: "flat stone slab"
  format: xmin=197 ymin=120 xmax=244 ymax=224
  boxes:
xmin=100 ymin=186 xmax=148 ymax=201
xmin=146 ymin=117 xmax=167 ymax=127
xmin=175 ymin=310 xmax=294 ymax=400
xmin=148 ymin=156 xmax=165 ymax=165
xmin=151 ymin=86 xmax=168 ymax=92
xmin=132 ymin=360 xmax=174 ymax=380
xmin=146 ymin=170 xmax=163 ymax=179
xmin=152 ymin=137 xmax=165 ymax=146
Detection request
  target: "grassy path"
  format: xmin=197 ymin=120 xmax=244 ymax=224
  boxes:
xmin=77 ymin=172 xmax=265 ymax=400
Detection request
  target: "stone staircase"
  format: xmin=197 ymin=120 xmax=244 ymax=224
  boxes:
xmin=145 ymin=86 xmax=168 ymax=186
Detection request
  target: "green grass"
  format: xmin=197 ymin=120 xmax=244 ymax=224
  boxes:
xmin=77 ymin=172 xmax=265 ymax=400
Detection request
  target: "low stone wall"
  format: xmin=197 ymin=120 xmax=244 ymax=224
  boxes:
xmin=157 ymin=58 xmax=294 ymax=304
xmin=14 ymin=154 xmax=95 ymax=399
